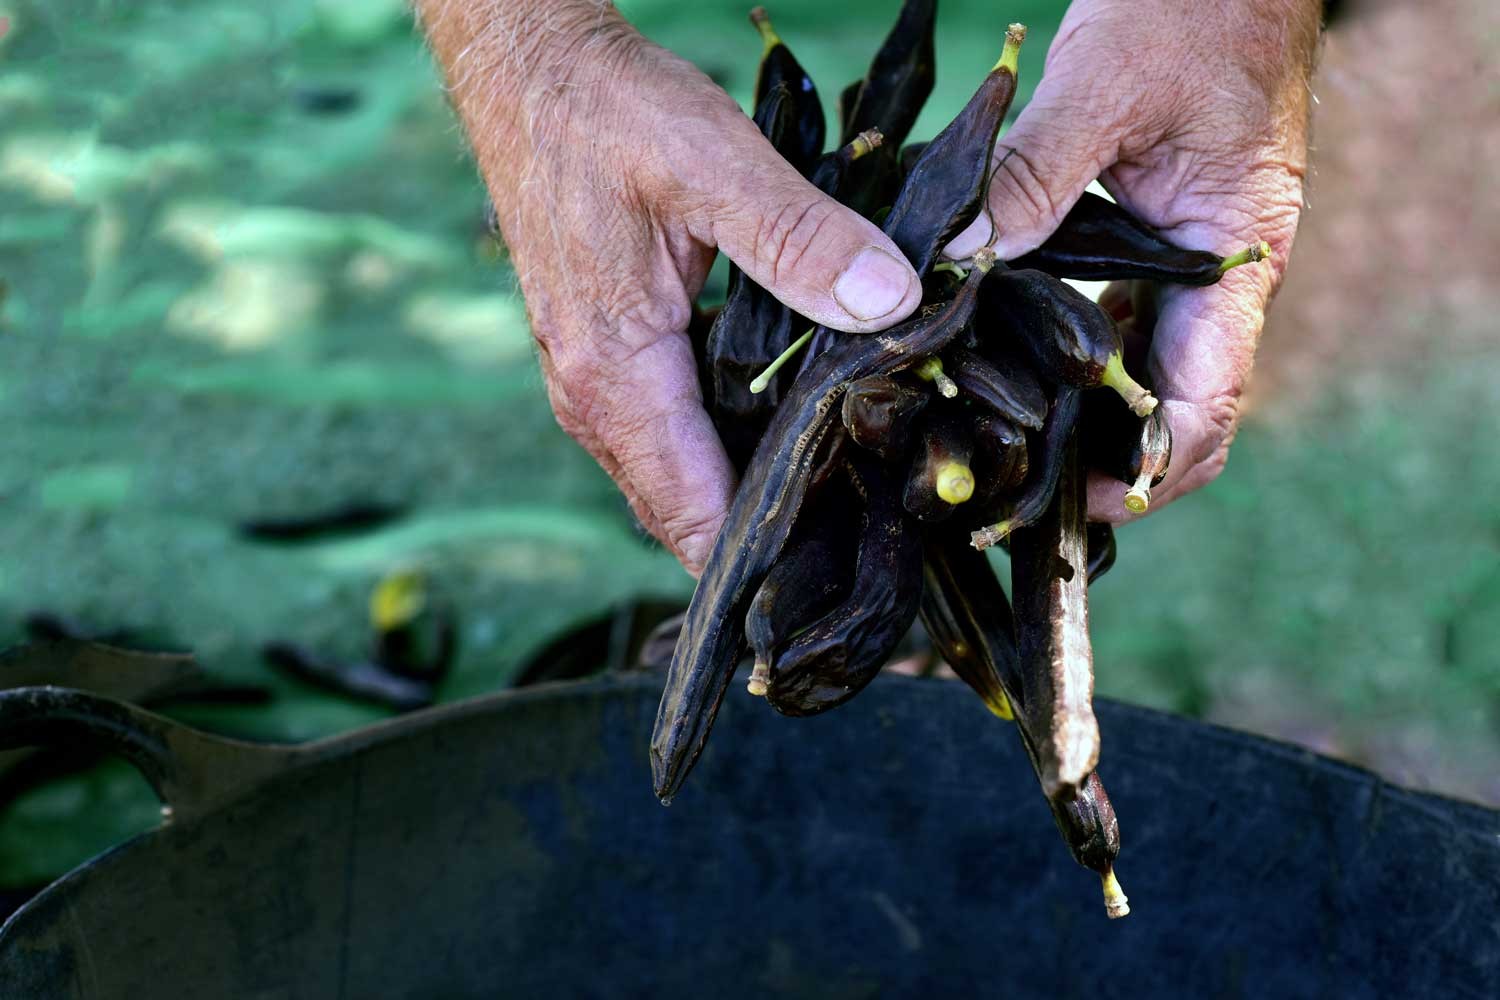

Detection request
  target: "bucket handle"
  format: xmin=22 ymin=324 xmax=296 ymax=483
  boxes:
xmin=0 ymin=686 xmax=294 ymax=820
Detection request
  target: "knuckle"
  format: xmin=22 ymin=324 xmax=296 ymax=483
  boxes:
xmin=752 ymin=197 xmax=837 ymax=286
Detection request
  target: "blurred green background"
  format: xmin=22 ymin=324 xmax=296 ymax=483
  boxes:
xmin=0 ymin=0 xmax=1496 ymax=890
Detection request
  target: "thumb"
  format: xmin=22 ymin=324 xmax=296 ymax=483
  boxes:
xmin=690 ymin=138 xmax=921 ymax=333
xmin=943 ymin=76 xmax=1125 ymax=262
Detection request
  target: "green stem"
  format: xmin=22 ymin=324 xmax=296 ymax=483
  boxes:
xmin=750 ymin=328 xmax=814 ymax=394
xmin=1099 ymin=352 xmax=1157 ymax=417
xmin=1218 ymin=240 xmax=1273 ymax=273
xmin=1102 ymin=867 xmax=1130 ymax=919
xmin=1123 ymin=471 xmax=1153 ymax=514
xmin=992 ymin=23 xmax=1026 ymax=75
xmin=915 ymin=357 xmax=958 ymax=398
xmin=848 ymin=128 xmax=883 ymax=161
xmin=931 ymin=261 xmax=968 ymax=279
xmin=749 ymin=6 xmax=781 ymax=55
xmin=970 ymin=520 xmax=1012 ymax=551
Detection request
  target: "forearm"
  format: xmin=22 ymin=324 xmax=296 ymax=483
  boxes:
xmin=413 ymin=0 xmax=638 ymax=192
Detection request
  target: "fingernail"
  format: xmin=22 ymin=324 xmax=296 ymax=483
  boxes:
xmin=941 ymin=215 xmax=994 ymax=262
xmin=832 ymin=247 xmax=914 ymax=321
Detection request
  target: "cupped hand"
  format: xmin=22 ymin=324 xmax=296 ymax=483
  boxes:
xmin=944 ymin=0 xmax=1322 ymax=522
xmin=421 ymin=3 xmax=921 ymax=575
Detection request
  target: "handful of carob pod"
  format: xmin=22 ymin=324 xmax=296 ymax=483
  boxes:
xmin=655 ymin=2 xmax=1271 ymax=919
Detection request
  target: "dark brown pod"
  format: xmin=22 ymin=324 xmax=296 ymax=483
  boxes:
xmin=744 ymin=537 xmax=851 ymax=696
xmin=983 ymin=268 xmax=1157 ymax=416
xmin=1007 ymin=437 xmax=1099 ymax=800
xmin=970 ymin=412 xmax=1029 ymax=506
xmin=971 ymin=384 xmax=1081 ymax=549
xmin=841 ymin=0 xmax=937 ymax=149
xmin=841 ymin=373 xmax=929 ymax=460
xmin=765 ymin=459 xmax=923 ymax=716
xmin=750 ymin=7 xmax=825 ymax=174
xmin=917 ymin=531 xmax=1021 ymax=719
xmin=652 ymin=254 xmax=998 ymax=801
xmin=1081 ymin=389 xmax=1173 ymax=513
xmin=1086 ymin=521 xmax=1117 ymax=584
xmin=1009 ymin=191 xmax=1270 ymax=287
xmin=903 ymin=414 xmax=977 ymax=522
xmin=947 ymin=347 xmax=1049 ymax=430
xmin=881 ymin=24 xmax=1026 ymax=275
xmin=1048 ymin=770 xmax=1130 ymax=918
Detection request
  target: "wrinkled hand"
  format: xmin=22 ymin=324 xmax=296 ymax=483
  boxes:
xmin=419 ymin=1 xmax=920 ymax=575
xmin=945 ymin=0 xmax=1321 ymax=521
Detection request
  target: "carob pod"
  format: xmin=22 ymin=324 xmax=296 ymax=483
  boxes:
xmin=946 ymin=346 xmax=1048 ymax=429
xmin=750 ymin=7 xmax=825 ymax=174
xmin=744 ymin=537 xmax=851 ymax=696
xmin=882 ymin=24 xmax=1026 ymax=275
xmin=837 ymin=79 xmax=862 ymax=140
xmin=903 ymin=413 xmax=977 ymax=522
xmin=838 ymin=0 xmax=938 ymax=215
xmin=984 ymin=267 xmax=1157 ymax=416
xmin=808 ymin=128 xmax=885 ymax=199
xmin=653 ymin=253 xmax=997 ymax=801
xmin=917 ymin=532 xmax=1020 ymax=718
xmin=1049 ymin=770 xmax=1130 ymax=918
xmin=1086 ymin=521 xmax=1117 ymax=584
xmin=764 ymin=458 xmax=924 ymax=716
xmin=841 ymin=373 xmax=929 ymax=460
xmin=971 ymin=383 xmax=1082 ymax=549
xmin=919 ymin=532 xmax=1128 ymax=917
xmin=1080 ymin=388 xmax=1172 ymax=513
xmin=1009 ymin=191 xmax=1272 ymax=286
xmin=898 ymin=140 xmax=929 ymax=177
xmin=798 ymin=24 xmax=1025 ymax=370
xmin=841 ymin=0 xmax=937 ymax=149
xmin=970 ymin=412 xmax=1029 ymax=507
xmin=1007 ymin=438 xmax=1099 ymax=800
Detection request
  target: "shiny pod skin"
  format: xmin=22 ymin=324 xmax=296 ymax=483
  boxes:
xmin=947 ymin=347 xmax=1048 ymax=430
xmin=750 ymin=7 xmax=825 ymax=174
xmin=841 ymin=0 xmax=937 ymax=149
xmin=881 ymin=25 xmax=1025 ymax=275
xmin=652 ymin=257 xmax=996 ymax=801
xmin=917 ymin=530 xmax=1022 ymax=718
xmin=971 ymin=384 xmax=1082 ymax=548
xmin=1010 ymin=191 xmax=1226 ymax=285
xmin=970 ymin=412 xmax=1029 ymax=508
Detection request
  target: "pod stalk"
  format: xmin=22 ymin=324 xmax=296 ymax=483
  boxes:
xmin=749 ymin=6 xmax=781 ymax=55
xmin=1102 ymin=867 xmax=1130 ymax=919
xmin=1100 ymin=353 xmax=1157 ymax=416
xmin=916 ymin=357 xmax=958 ymax=398
xmin=935 ymin=461 xmax=976 ymax=504
xmin=848 ymin=128 xmax=884 ymax=161
xmin=1123 ymin=474 xmax=1153 ymax=514
xmin=1218 ymin=239 xmax=1273 ymax=274
xmin=993 ymin=23 xmax=1027 ymax=76
xmin=747 ymin=659 xmax=771 ymax=697
xmin=750 ymin=327 xmax=815 ymax=394
xmin=970 ymin=520 xmax=1011 ymax=551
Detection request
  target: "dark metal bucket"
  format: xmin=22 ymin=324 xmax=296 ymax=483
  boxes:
xmin=1 ymin=674 xmax=1496 ymax=998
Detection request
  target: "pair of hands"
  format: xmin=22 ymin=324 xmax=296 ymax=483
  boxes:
xmin=420 ymin=0 xmax=1321 ymax=576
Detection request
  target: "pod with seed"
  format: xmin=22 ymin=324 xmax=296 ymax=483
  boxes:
xmin=1009 ymin=191 xmax=1272 ymax=286
xmin=653 ymin=253 xmax=997 ymax=801
xmin=970 ymin=412 xmax=1029 ymax=507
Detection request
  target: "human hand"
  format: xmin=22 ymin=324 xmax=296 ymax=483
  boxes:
xmin=418 ymin=1 xmax=921 ymax=575
xmin=944 ymin=0 xmax=1322 ymax=521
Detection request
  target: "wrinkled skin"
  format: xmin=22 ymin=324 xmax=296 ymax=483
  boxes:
xmin=416 ymin=0 xmax=921 ymax=574
xmin=945 ymin=0 xmax=1321 ymax=523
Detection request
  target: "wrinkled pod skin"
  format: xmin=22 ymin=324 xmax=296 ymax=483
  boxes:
xmin=765 ymin=457 xmax=924 ymax=716
xmin=1010 ymin=191 xmax=1225 ymax=285
xmin=841 ymin=373 xmax=929 ymax=461
xmin=652 ymin=259 xmax=995 ymax=801
xmin=1008 ymin=437 xmax=1099 ymax=800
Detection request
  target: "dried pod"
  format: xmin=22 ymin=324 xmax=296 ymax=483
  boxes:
xmin=841 ymin=374 xmax=929 ymax=460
